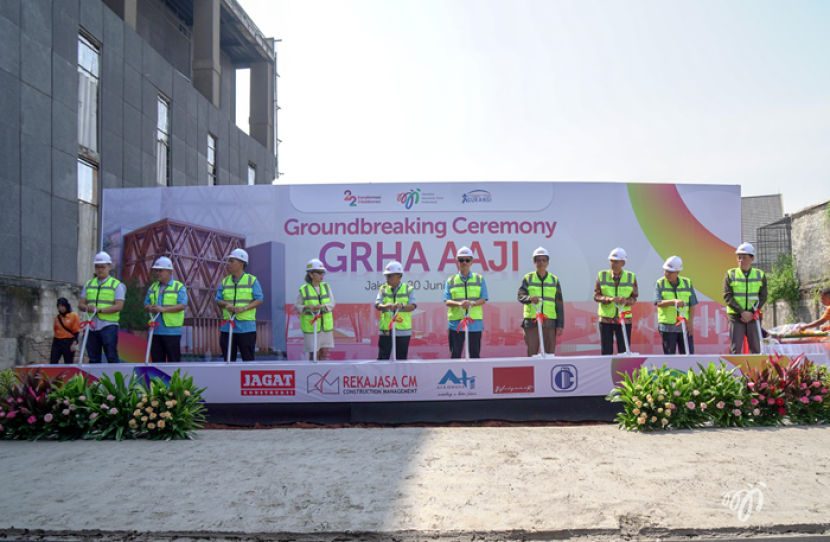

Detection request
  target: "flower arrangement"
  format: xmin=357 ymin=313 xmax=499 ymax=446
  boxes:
xmin=606 ymin=355 xmax=830 ymax=431
xmin=0 ymin=369 xmax=206 ymax=441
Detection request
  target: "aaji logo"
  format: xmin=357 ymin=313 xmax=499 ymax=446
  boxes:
xmin=492 ymin=366 xmax=534 ymax=395
xmin=241 ymin=370 xmax=295 ymax=396
xmin=461 ymin=189 xmax=492 ymax=204
xmin=397 ymin=188 xmax=421 ymax=209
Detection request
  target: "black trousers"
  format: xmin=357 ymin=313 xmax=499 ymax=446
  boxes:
xmin=150 ymin=334 xmax=182 ymax=362
xmin=220 ymin=331 xmax=256 ymax=361
xmin=50 ymin=337 xmax=75 ymax=364
xmin=600 ymin=322 xmax=632 ymax=355
xmin=661 ymin=332 xmax=695 ymax=355
xmin=448 ymin=329 xmax=482 ymax=359
xmin=377 ymin=334 xmax=411 ymax=360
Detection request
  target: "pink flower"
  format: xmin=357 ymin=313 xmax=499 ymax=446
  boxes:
xmin=753 ymin=408 xmax=761 ymax=416
xmin=673 ymin=391 xmax=681 ymax=397
xmin=716 ymin=401 xmax=725 ymax=409
xmin=101 ymin=404 xmax=108 ymax=410
xmin=732 ymin=409 xmax=741 ymax=416
xmin=801 ymin=383 xmax=808 ymax=389
xmin=668 ymin=403 xmax=676 ymax=410
xmin=747 ymin=382 xmax=755 ymax=388
xmin=106 ymin=394 xmax=115 ymax=401
xmin=760 ymin=383 xmax=769 ymax=389
xmin=823 ymin=388 xmax=828 ymax=394
xmin=64 ymin=399 xmax=70 ymax=406
xmin=78 ymin=396 xmax=86 ymax=401
xmin=767 ymin=398 xmax=775 ymax=405
xmin=814 ymin=396 xmax=823 ymax=402
xmin=805 ymin=390 xmax=811 ymax=396
xmin=27 ymin=415 xmax=36 ymax=424
xmin=812 ymin=382 xmax=821 ymax=388
xmin=758 ymin=394 xmax=765 ymax=400
xmin=734 ymin=400 xmax=743 ymax=407
xmin=800 ymin=397 xmax=810 ymax=403
xmin=751 ymin=399 xmax=759 ymax=406
xmin=686 ymin=402 xmax=695 ymax=409
xmin=62 ymin=409 xmax=70 ymax=415
xmin=109 ymin=408 xmax=117 ymax=415
xmin=7 ymin=411 xmax=16 ymax=419
xmin=89 ymin=413 xmax=98 ymax=420
xmin=0 ymin=411 xmax=4 ymax=418
xmin=44 ymin=413 xmax=53 ymax=422
xmin=16 ymin=398 xmax=22 ymax=403
xmin=701 ymin=403 xmax=708 ymax=409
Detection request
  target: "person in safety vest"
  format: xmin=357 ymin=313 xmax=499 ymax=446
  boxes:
xmin=143 ymin=256 xmax=188 ymax=362
xmin=593 ymin=248 xmax=639 ymax=355
xmin=518 ymin=247 xmax=563 ymax=356
xmin=723 ymin=242 xmax=768 ymax=354
xmin=79 ymin=252 xmax=126 ymax=363
xmin=294 ymin=258 xmax=336 ymax=361
xmin=216 ymin=248 xmax=263 ymax=361
xmin=654 ymin=256 xmax=697 ymax=355
xmin=375 ymin=261 xmax=417 ymax=360
xmin=443 ymin=246 xmax=488 ymax=358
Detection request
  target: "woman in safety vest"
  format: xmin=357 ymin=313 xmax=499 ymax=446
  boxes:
xmin=294 ymin=259 xmax=336 ymax=361
xmin=654 ymin=256 xmax=697 ymax=354
xmin=375 ymin=261 xmax=417 ymax=360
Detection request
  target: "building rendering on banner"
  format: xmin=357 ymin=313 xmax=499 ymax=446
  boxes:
xmin=0 ymin=0 xmax=278 ymax=365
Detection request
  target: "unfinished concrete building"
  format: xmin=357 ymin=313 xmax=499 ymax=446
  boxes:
xmin=0 ymin=0 xmax=278 ymax=365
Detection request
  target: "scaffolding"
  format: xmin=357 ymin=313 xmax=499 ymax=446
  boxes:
xmin=756 ymin=216 xmax=792 ymax=273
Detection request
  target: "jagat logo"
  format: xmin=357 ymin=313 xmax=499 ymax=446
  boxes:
xmin=461 ymin=189 xmax=492 ymax=204
xmin=240 ymin=370 xmax=296 ymax=396
xmin=397 ymin=188 xmax=421 ymax=209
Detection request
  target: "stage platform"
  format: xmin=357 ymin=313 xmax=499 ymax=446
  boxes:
xmin=23 ymin=352 xmax=829 ymax=425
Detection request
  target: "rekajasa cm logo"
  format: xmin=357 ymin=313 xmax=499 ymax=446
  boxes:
xmin=308 ymin=370 xmax=339 ymax=395
xmin=397 ymin=188 xmax=421 ymax=209
xmin=461 ymin=189 xmax=492 ymax=204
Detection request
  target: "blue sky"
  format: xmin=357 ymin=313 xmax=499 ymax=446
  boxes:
xmin=236 ymin=0 xmax=830 ymax=213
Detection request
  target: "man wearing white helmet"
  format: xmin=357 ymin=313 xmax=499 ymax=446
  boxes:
xmin=216 ymin=248 xmax=263 ymax=361
xmin=518 ymin=247 xmax=564 ymax=356
xmin=143 ymin=256 xmax=188 ymax=362
xmin=444 ymin=246 xmax=489 ymax=358
xmin=593 ymin=248 xmax=638 ymax=355
xmin=79 ymin=251 xmax=126 ymax=363
xmin=723 ymin=242 xmax=767 ymax=354
xmin=655 ymin=256 xmax=698 ymax=354
xmin=375 ymin=261 xmax=417 ymax=360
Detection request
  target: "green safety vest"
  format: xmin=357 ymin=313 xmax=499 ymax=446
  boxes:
xmin=379 ymin=283 xmax=412 ymax=331
xmin=726 ymin=268 xmax=765 ymax=314
xmin=522 ymin=272 xmax=558 ymax=320
xmin=300 ymin=283 xmax=334 ymax=332
xmin=597 ymin=270 xmax=636 ymax=319
xmin=447 ymin=274 xmax=483 ymax=321
xmin=221 ymin=274 xmax=258 ymax=322
xmin=656 ymin=276 xmax=693 ymax=325
xmin=148 ymin=280 xmax=185 ymax=328
xmin=84 ymin=276 xmax=122 ymax=323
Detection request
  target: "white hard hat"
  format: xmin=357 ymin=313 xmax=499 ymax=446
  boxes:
xmin=608 ymin=247 xmax=627 ymax=261
xmin=736 ymin=242 xmax=755 ymax=256
xmin=151 ymin=256 xmax=173 ymax=270
xmin=93 ymin=252 xmax=112 ymax=265
xmin=532 ymin=247 xmax=550 ymax=261
xmin=306 ymin=258 xmax=325 ymax=271
xmin=456 ymin=246 xmax=474 ymax=260
xmin=228 ymin=248 xmax=249 ymax=263
xmin=383 ymin=261 xmax=403 ymax=275
xmin=663 ymin=256 xmax=683 ymax=272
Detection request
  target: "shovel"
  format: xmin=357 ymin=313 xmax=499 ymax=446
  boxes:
xmin=615 ymin=303 xmax=633 ymax=356
xmin=224 ymin=314 xmax=236 ymax=364
xmin=144 ymin=313 xmax=159 ymax=365
xmin=77 ymin=309 xmax=97 ymax=367
xmin=531 ymin=302 xmax=550 ymax=358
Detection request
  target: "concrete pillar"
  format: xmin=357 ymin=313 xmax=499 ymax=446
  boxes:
xmin=192 ymin=0 xmax=222 ymax=109
xmin=249 ymin=40 xmax=275 ymax=152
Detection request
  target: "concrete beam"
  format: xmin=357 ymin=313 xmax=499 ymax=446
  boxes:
xmin=102 ymin=0 xmax=136 ymax=30
xmin=193 ymin=0 xmax=222 ymax=109
xmin=249 ymin=39 xmax=274 ymax=153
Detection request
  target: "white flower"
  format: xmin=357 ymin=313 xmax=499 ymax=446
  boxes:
xmin=753 ymin=408 xmax=761 ymax=416
xmin=661 ymin=419 xmax=668 ymax=426
xmin=734 ymin=400 xmax=743 ymax=407
xmin=674 ymin=391 xmax=681 ymax=397
xmin=106 ymin=395 xmax=115 ymax=401
xmin=693 ymin=390 xmax=700 ymax=396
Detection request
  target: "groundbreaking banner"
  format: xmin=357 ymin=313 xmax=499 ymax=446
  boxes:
xmin=102 ymin=182 xmax=741 ymax=361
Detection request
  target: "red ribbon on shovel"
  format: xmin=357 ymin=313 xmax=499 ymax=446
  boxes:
xmin=147 ymin=320 xmax=160 ymax=330
xmin=533 ymin=313 xmax=548 ymax=324
xmin=457 ymin=317 xmax=474 ymax=333
xmin=221 ymin=319 xmax=236 ymax=329
xmin=675 ymin=315 xmax=687 ymax=327
xmin=388 ymin=314 xmax=404 ymax=330
xmin=80 ymin=320 xmax=95 ymax=330
xmin=619 ymin=310 xmax=632 ymax=325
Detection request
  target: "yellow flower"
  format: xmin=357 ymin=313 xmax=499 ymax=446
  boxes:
xmin=172 ymin=400 xmax=177 ymax=406
xmin=635 ymin=401 xmax=643 ymax=408
xmin=150 ymin=413 xmax=157 ymax=420
xmin=658 ymin=395 xmax=664 ymax=401
xmin=637 ymin=418 xmax=645 ymax=425
xmin=633 ymin=408 xmax=640 ymax=415
xmin=133 ymin=409 xmax=141 ymax=417
xmin=151 ymin=401 xmax=159 ymax=407
xmin=184 ymin=390 xmax=191 ymax=396
xmin=145 ymin=407 xmax=153 ymax=414
xmin=158 ymin=420 xmax=166 ymax=428
xmin=666 ymin=410 xmax=672 ymax=417
xmin=651 ymin=416 xmax=657 ymax=422
xmin=129 ymin=419 xmax=137 ymax=428
xmin=658 ymin=408 xmax=664 ymax=413
xmin=148 ymin=423 xmax=155 ymax=430
xmin=646 ymin=395 xmax=653 ymax=401
xmin=141 ymin=416 xmax=148 ymax=422
xmin=165 ymin=401 xmax=173 ymax=408
xmin=168 ymin=392 xmax=173 ymax=397
xmin=661 ymin=419 xmax=668 ymax=426
xmin=632 ymin=396 xmax=639 ymax=402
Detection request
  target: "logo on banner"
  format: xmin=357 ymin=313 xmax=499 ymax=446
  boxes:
xmin=437 ymin=369 xmax=477 ymax=398
xmin=397 ymin=188 xmax=421 ymax=209
xmin=342 ymin=374 xmax=418 ymax=396
xmin=344 ymin=189 xmax=381 ymax=207
xmin=241 ymin=370 xmax=295 ymax=396
xmin=493 ymin=366 xmax=534 ymax=395
xmin=461 ymin=190 xmax=492 ymax=204
xmin=308 ymin=370 xmax=340 ymax=395
xmin=551 ymin=365 xmax=578 ymax=392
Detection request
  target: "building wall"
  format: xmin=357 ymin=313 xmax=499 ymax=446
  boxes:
xmin=0 ymin=0 xmax=276 ymax=365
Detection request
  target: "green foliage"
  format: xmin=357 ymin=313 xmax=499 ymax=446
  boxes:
xmin=0 ymin=369 xmax=61 ymax=440
xmin=0 ymin=369 xmax=18 ymax=398
xmin=119 ymin=276 xmax=150 ymax=332
xmin=132 ymin=370 xmax=207 ymax=440
xmin=767 ymin=253 xmax=801 ymax=322
xmin=48 ymin=374 xmax=97 ymax=440
xmin=693 ymin=362 xmax=753 ymax=428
